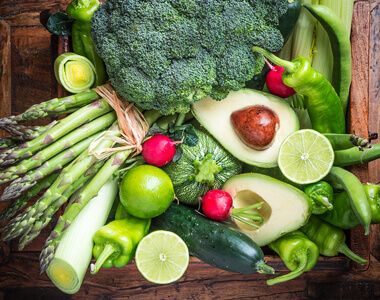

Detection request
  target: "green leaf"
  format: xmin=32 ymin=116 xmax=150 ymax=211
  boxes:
xmin=169 ymin=124 xmax=199 ymax=147
xmin=172 ymin=146 xmax=183 ymax=163
xmin=47 ymin=12 xmax=74 ymax=36
xmin=146 ymin=123 xmax=165 ymax=138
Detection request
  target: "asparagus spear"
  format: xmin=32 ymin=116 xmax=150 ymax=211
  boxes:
xmin=0 ymin=99 xmax=113 ymax=165
xmin=1 ymin=123 xmax=122 ymax=239
xmin=0 ymin=110 xmax=116 ymax=178
xmin=0 ymin=133 xmax=98 ymax=201
xmin=0 ymin=173 xmax=59 ymax=223
xmin=0 ymin=90 xmax=99 ymax=127
xmin=2 ymin=121 xmax=58 ymax=141
xmin=18 ymin=163 xmax=102 ymax=250
xmin=0 ymin=138 xmax=19 ymax=150
xmin=39 ymin=148 xmax=131 ymax=273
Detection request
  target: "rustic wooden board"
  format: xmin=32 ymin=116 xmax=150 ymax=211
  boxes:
xmin=0 ymin=0 xmax=379 ymax=298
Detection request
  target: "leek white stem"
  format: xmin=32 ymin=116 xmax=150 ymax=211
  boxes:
xmin=46 ymin=177 xmax=119 ymax=294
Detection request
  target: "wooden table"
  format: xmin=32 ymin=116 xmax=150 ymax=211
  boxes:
xmin=0 ymin=0 xmax=379 ymax=299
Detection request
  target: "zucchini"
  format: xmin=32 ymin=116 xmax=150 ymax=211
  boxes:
xmin=151 ymin=203 xmax=275 ymax=274
xmin=162 ymin=128 xmax=243 ymax=206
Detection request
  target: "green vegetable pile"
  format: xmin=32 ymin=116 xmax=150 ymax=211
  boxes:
xmin=90 ymin=0 xmax=288 ymax=115
xmin=0 ymin=0 xmax=379 ymax=295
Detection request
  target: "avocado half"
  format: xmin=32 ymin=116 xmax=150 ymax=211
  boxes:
xmin=191 ymin=89 xmax=299 ymax=168
xmin=223 ymin=173 xmax=312 ymax=246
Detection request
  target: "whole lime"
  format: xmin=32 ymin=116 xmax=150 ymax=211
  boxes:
xmin=119 ymin=165 xmax=174 ymax=219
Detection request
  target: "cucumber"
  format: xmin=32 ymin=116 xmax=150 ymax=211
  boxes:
xmin=151 ymin=203 xmax=275 ymax=275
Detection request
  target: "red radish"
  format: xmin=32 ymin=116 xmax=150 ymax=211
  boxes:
xmin=201 ymin=189 xmax=263 ymax=228
xmin=142 ymin=134 xmax=176 ymax=167
xmin=266 ymin=62 xmax=296 ymax=98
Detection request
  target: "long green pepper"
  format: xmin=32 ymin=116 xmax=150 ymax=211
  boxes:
xmin=267 ymin=231 xmax=319 ymax=285
xmin=252 ymin=46 xmax=345 ymax=134
xmin=325 ymin=166 xmax=372 ymax=235
xmin=320 ymin=184 xmax=380 ymax=230
xmin=300 ymin=215 xmax=367 ymax=265
xmin=66 ymin=0 xmax=107 ymax=86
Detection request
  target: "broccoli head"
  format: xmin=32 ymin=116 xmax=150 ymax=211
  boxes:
xmin=91 ymin=0 xmax=288 ymax=115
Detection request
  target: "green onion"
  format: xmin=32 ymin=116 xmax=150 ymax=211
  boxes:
xmin=46 ymin=177 xmax=119 ymax=294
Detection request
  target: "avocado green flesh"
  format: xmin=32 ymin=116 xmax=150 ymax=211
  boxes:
xmin=192 ymin=89 xmax=299 ymax=168
xmin=223 ymin=173 xmax=312 ymax=246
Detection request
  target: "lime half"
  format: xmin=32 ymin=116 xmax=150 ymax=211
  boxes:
xmin=278 ymin=129 xmax=334 ymax=184
xmin=135 ymin=230 xmax=189 ymax=284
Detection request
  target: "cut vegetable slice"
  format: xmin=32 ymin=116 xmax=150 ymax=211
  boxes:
xmin=54 ymin=52 xmax=96 ymax=93
xmin=135 ymin=230 xmax=189 ymax=284
xmin=278 ymin=129 xmax=334 ymax=184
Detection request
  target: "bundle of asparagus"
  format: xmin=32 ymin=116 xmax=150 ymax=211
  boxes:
xmin=0 ymin=85 xmax=180 ymax=274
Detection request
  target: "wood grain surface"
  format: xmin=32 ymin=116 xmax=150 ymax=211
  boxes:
xmin=0 ymin=0 xmax=379 ymax=299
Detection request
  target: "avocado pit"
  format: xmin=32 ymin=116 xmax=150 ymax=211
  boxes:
xmin=230 ymin=105 xmax=280 ymax=151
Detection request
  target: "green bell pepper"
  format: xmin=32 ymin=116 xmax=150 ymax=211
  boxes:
xmin=320 ymin=184 xmax=380 ymax=229
xmin=304 ymin=181 xmax=334 ymax=214
xmin=267 ymin=231 xmax=319 ymax=285
xmin=66 ymin=0 xmax=106 ymax=87
xmin=90 ymin=203 xmax=151 ymax=274
xmin=300 ymin=215 xmax=367 ymax=265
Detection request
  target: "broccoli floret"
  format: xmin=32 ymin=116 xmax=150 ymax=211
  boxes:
xmin=91 ymin=0 xmax=287 ymax=115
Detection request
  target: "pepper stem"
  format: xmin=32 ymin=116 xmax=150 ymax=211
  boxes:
xmin=256 ymin=261 xmax=275 ymax=275
xmin=90 ymin=243 xmax=118 ymax=274
xmin=252 ymin=46 xmax=295 ymax=73
xmin=315 ymin=195 xmax=333 ymax=210
xmin=337 ymin=242 xmax=367 ymax=265
xmin=266 ymin=249 xmax=309 ymax=285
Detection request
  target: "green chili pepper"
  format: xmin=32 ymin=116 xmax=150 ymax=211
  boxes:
xmin=66 ymin=0 xmax=106 ymax=87
xmin=304 ymin=181 xmax=334 ymax=214
xmin=303 ymin=4 xmax=351 ymax=116
xmin=325 ymin=166 xmax=372 ymax=235
xmin=267 ymin=231 xmax=319 ymax=285
xmin=300 ymin=215 xmax=367 ymax=265
xmin=90 ymin=203 xmax=151 ymax=274
xmin=333 ymin=143 xmax=380 ymax=167
xmin=252 ymin=47 xmax=345 ymax=134
xmin=320 ymin=184 xmax=380 ymax=230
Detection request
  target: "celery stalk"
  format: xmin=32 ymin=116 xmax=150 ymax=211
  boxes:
xmin=46 ymin=177 xmax=118 ymax=294
xmin=340 ymin=0 xmax=355 ymax=37
xmin=291 ymin=0 xmax=318 ymax=61
xmin=278 ymin=32 xmax=294 ymax=61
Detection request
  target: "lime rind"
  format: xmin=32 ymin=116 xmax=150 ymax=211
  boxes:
xmin=278 ymin=129 xmax=334 ymax=185
xmin=135 ymin=230 xmax=189 ymax=284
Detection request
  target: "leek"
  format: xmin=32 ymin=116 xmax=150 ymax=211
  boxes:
xmin=54 ymin=52 xmax=96 ymax=94
xmin=46 ymin=177 xmax=119 ymax=294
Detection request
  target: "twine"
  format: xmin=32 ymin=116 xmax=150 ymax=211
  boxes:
xmin=89 ymin=83 xmax=149 ymax=160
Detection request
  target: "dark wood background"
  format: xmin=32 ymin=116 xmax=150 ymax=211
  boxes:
xmin=0 ymin=0 xmax=379 ymax=299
